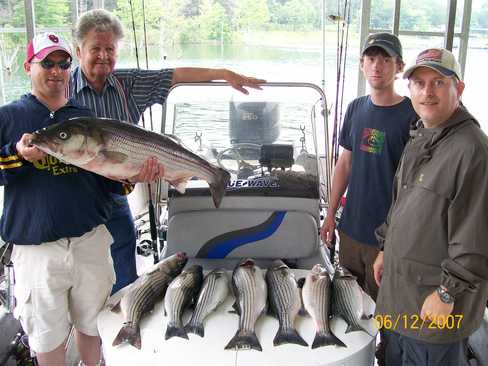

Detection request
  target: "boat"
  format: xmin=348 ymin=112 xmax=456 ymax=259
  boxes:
xmin=98 ymin=82 xmax=378 ymax=365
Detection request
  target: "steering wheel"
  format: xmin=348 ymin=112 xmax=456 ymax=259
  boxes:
xmin=216 ymin=143 xmax=262 ymax=176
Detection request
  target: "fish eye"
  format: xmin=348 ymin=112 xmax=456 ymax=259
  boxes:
xmin=58 ymin=131 xmax=69 ymax=140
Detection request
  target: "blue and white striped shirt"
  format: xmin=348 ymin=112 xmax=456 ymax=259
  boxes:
xmin=69 ymin=66 xmax=174 ymax=124
xmin=69 ymin=66 xmax=174 ymax=213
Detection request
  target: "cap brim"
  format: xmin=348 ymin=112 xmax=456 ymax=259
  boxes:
xmin=362 ymin=42 xmax=399 ymax=58
xmin=403 ymin=64 xmax=456 ymax=79
xmin=33 ymin=46 xmax=72 ymax=61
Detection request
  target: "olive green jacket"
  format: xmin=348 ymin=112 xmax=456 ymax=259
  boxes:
xmin=375 ymin=106 xmax=488 ymax=343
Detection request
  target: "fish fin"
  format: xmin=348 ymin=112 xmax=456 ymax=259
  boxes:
xmin=267 ymin=306 xmax=277 ymax=318
xmin=229 ymin=301 xmax=240 ymax=315
xmin=273 ymin=327 xmax=308 ymax=347
xmin=112 ymin=324 xmax=141 ymax=349
xmin=311 ymin=331 xmax=346 ymax=349
xmin=165 ymin=324 xmax=188 ymax=340
xmin=169 ymin=179 xmax=188 ymax=194
xmin=110 ymin=300 xmax=121 ymax=313
xmin=361 ymin=312 xmax=373 ymax=320
xmin=165 ymin=133 xmax=183 ymax=144
xmin=224 ymin=330 xmax=262 ymax=352
xmin=208 ymin=167 xmax=230 ymax=208
xmin=100 ymin=150 xmax=128 ymax=164
xmin=184 ymin=323 xmax=205 ymax=338
xmin=345 ymin=323 xmax=369 ymax=335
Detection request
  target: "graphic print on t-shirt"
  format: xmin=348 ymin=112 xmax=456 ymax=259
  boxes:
xmin=360 ymin=128 xmax=385 ymax=154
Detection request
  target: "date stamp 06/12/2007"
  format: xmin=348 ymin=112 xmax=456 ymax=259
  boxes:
xmin=374 ymin=314 xmax=464 ymax=330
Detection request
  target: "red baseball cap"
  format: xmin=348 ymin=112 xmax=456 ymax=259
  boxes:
xmin=26 ymin=32 xmax=72 ymax=62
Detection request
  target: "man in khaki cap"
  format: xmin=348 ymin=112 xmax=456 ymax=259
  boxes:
xmin=373 ymin=48 xmax=488 ymax=365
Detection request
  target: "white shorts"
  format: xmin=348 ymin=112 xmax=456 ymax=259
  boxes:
xmin=12 ymin=224 xmax=115 ymax=353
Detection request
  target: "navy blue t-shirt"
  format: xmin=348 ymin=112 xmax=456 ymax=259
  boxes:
xmin=337 ymin=96 xmax=418 ymax=246
xmin=0 ymin=94 xmax=126 ymax=245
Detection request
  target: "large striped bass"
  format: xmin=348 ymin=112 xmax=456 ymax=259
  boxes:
xmin=185 ymin=268 xmax=229 ymax=338
xmin=302 ymin=264 xmax=346 ymax=349
xmin=225 ymin=258 xmax=267 ymax=352
xmin=164 ymin=265 xmax=203 ymax=340
xmin=266 ymin=260 xmax=308 ymax=347
xmin=30 ymin=117 xmax=231 ymax=207
xmin=111 ymin=252 xmax=187 ymax=349
xmin=332 ymin=266 xmax=374 ymax=336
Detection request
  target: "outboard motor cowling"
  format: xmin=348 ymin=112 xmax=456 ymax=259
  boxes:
xmin=229 ymin=101 xmax=280 ymax=145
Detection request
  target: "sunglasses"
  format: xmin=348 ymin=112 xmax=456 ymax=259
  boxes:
xmin=31 ymin=59 xmax=72 ymax=70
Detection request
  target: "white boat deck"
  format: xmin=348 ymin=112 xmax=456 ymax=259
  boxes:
xmin=98 ymin=269 xmax=377 ymax=366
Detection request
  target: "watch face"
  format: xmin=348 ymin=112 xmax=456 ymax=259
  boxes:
xmin=437 ymin=288 xmax=454 ymax=304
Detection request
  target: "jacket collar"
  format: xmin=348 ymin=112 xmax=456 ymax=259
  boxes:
xmin=410 ymin=105 xmax=479 ymax=149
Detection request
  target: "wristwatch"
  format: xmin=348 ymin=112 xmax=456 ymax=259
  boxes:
xmin=436 ymin=287 xmax=455 ymax=304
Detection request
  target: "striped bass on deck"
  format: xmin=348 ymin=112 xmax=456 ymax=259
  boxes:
xmin=303 ymin=264 xmax=346 ymax=349
xmin=164 ymin=265 xmax=204 ymax=340
xmin=266 ymin=260 xmax=308 ymax=347
xmin=185 ymin=268 xmax=229 ymax=338
xmin=30 ymin=117 xmax=231 ymax=207
xmin=111 ymin=252 xmax=187 ymax=349
xmin=332 ymin=266 xmax=374 ymax=337
xmin=225 ymin=258 xmax=267 ymax=352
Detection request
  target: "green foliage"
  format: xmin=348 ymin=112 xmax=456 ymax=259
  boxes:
xmin=198 ymin=0 xmax=232 ymax=41
xmin=234 ymin=0 xmax=270 ymax=31
xmin=114 ymin=0 xmax=164 ymax=46
xmin=0 ymin=0 xmax=487 ymax=47
xmin=268 ymin=0 xmax=318 ymax=31
xmin=11 ymin=0 xmax=70 ymax=28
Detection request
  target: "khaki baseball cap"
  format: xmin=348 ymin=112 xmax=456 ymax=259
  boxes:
xmin=403 ymin=48 xmax=462 ymax=80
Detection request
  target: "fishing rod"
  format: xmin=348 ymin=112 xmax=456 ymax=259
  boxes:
xmin=327 ymin=0 xmax=350 ymax=264
xmin=336 ymin=0 xmax=351 ymax=163
xmin=140 ymin=0 xmax=159 ymax=265
xmin=141 ymin=0 xmax=154 ymax=132
xmin=129 ymin=0 xmax=159 ymax=264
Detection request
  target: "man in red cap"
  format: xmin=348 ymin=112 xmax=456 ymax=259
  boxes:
xmin=373 ymin=48 xmax=488 ymax=365
xmin=0 ymin=32 xmax=140 ymax=366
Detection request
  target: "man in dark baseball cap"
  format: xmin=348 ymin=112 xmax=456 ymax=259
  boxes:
xmin=362 ymin=32 xmax=403 ymax=58
xmin=321 ymin=30 xmax=416 ymax=366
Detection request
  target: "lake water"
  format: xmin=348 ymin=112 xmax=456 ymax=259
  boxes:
xmin=2 ymin=42 xmax=487 ymax=132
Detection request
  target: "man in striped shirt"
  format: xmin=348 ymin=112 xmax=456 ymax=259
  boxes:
xmin=70 ymin=9 xmax=265 ymax=295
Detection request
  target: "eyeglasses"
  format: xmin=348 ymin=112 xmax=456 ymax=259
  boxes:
xmin=31 ymin=59 xmax=71 ymax=70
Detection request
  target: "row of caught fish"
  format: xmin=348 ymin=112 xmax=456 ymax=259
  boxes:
xmin=111 ymin=255 xmax=374 ymax=352
xmin=226 ymin=258 xmax=374 ymax=352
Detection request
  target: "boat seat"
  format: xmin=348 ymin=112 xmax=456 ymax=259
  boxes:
xmin=165 ymin=195 xmax=320 ymax=261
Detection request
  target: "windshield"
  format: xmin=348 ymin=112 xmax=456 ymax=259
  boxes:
xmin=160 ymin=83 xmax=328 ymax=200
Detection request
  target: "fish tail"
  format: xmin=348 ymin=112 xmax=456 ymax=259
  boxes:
xmin=345 ymin=322 xmax=369 ymax=335
xmin=208 ymin=168 xmax=230 ymax=208
xmin=112 ymin=324 xmax=141 ymax=349
xmin=224 ymin=330 xmax=262 ymax=351
xmin=184 ymin=322 xmax=205 ymax=338
xmin=165 ymin=323 xmax=189 ymax=340
xmin=311 ymin=330 xmax=346 ymax=349
xmin=273 ymin=326 xmax=308 ymax=347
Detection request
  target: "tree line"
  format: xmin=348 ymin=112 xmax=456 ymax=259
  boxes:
xmin=0 ymin=0 xmax=487 ymax=46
